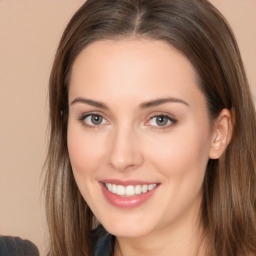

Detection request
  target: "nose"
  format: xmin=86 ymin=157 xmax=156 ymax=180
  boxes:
xmin=107 ymin=125 xmax=143 ymax=172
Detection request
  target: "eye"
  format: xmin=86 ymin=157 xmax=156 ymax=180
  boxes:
xmin=80 ymin=114 xmax=108 ymax=127
xmin=147 ymin=115 xmax=177 ymax=127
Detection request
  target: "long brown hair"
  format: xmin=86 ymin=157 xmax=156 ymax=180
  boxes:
xmin=44 ymin=0 xmax=256 ymax=255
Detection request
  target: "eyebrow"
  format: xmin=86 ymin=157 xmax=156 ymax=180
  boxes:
xmin=70 ymin=98 xmax=108 ymax=109
xmin=70 ymin=97 xmax=189 ymax=109
xmin=140 ymin=97 xmax=189 ymax=109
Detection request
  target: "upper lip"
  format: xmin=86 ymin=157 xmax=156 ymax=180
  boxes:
xmin=100 ymin=179 xmax=159 ymax=186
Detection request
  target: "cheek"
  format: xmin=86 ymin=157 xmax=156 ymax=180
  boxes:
xmin=67 ymin=125 xmax=104 ymax=179
xmin=145 ymin=125 xmax=211 ymax=185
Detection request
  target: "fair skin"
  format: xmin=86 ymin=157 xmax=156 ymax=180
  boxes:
xmin=67 ymin=38 xmax=232 ymax=256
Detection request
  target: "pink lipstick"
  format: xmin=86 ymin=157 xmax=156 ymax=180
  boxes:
xmin=100 ymin=180 xmax=159 ymax=208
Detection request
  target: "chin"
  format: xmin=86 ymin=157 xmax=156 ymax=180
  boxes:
xmin=100 ymin=214 xmax=156 ymax=238
xmin=106 ymin=226 xmax=150 ymax=238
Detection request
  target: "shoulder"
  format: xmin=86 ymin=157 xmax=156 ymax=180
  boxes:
xmin=0 ymin=236 xmax=39 ymax=256
xmin=92 ymin=225 xmax=115 ymax=256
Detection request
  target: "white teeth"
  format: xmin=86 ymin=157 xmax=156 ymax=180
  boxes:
xmin=142 ymin=185 xmax=148 ymax=193
xmin=126 ymin=185 xmax=135 ymax=196
xmin=105 ymin=183 xmax=157 ymax=197
xmin=112 ymin=184 xmax=117 ymax=194
xmin=135 ymin=185 xmax=142 ymax=195
xmin=148 ymin=184 xmax=156 ymax=190
xmin=116 ymin=185 xmax=126 ymax=196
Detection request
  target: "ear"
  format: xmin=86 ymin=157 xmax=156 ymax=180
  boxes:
xmin=209 ymin=108 xmax=233 ymax=159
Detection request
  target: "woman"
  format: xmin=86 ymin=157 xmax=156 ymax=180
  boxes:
xmin=44 ymin=0 xmax=256 ymax=255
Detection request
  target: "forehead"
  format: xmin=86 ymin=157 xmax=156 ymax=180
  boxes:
xmin=70 ymin=38 xmax=198 ymax=83
xmin=69 ymin=38 xmax=205 ymax=109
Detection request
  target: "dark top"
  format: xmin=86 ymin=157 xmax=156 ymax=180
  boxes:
xmin=93 ymin=225 xmax=114 ymax=256
xmin=0 ymin=236 xmax=39 ymax=256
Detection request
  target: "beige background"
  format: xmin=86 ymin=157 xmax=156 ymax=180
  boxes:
xmin=0 ymin=1 xmax=255 ymax=255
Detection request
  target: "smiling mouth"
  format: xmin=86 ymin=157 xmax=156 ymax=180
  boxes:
xmin=104 ymin=183 xmax=157 ymax=197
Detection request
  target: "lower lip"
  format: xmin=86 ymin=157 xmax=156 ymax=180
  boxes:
xmin=100 ymin=183 xmax=159 ymax=208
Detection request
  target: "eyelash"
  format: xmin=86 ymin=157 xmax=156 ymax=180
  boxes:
xmin=78 ymin=112 xmax=177 ymax=129
xmin=145 ymin=113 xmax=177 ymax=129
xmin=78 ymin=113 xmax=109 ymax=128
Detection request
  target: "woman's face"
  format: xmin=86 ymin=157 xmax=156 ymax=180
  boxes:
xmin=67 ymin=39 xmax=215 ymax=238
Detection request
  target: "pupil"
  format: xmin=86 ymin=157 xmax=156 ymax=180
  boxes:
xmin=92 ymin=115 xmax=102 ymax=125
xmin=156 ymin=116 xmax=168 ymax=126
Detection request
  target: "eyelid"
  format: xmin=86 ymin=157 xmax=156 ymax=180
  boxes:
xmin=77 ymin=111 xmax=177 ymax=129
xmin=144 ymin=112 xmax=177 ymax=128
xmin=78 ymin=112 xmax=110 ymax=127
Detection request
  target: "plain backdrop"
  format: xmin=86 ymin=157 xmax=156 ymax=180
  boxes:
xmin=0 ymin=1 xmax=255 ymax=255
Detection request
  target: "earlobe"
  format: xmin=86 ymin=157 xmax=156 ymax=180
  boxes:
xmin=209 ymin=109 xmax=233 ymax=159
